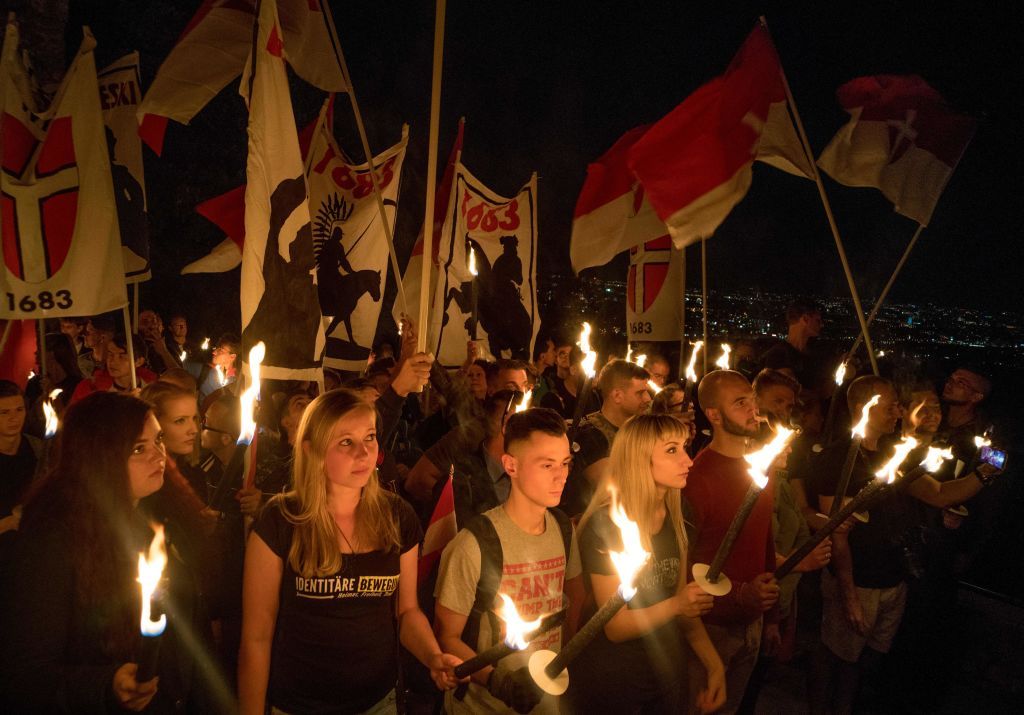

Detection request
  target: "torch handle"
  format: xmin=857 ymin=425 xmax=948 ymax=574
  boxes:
xmin=209 ymin=442 xmax=247 ymax=512
xmin=822 ymin=386 xmax=841 ymax=444
xmin=545 ymin=591 xmax=625 ymax=678
xmin=706 ymin=485 xmax=761 ymax=583
xmin=568 ymin=377 xmax=593 ymax=434
xmin=136 ymin=635 xmax=162 ymax=682
xmin=830 ymin=437 xmax=862 ymax=516
xmin=453 ymin=642 xmax=514 ymax=679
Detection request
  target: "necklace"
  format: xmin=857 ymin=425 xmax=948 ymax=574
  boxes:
xmin=339 ymin=526 xmax=358 ymax=554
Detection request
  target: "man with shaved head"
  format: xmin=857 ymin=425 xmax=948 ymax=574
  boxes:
xmin=683 ymin=370 xmax=781 ymax=714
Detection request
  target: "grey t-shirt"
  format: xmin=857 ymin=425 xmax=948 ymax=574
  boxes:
xmin=435 ymin=505 xmax=582 ymax=714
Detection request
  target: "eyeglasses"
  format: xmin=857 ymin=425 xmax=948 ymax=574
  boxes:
xmin=201 ymin=419 xmax=232 ymax=435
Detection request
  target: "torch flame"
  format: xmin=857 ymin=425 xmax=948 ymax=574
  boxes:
xmin=515 ymin=389 xmax=533 ymax=413
xmin=577 ymin=322 xmax=598 ymax=379
xmin=922 ymin=445 xmax=954 ymax=473
xmin=834 ymin=362 xmax=847 ymax=386
xmin=607 ymin=488 xmax=651 ymax=601
xmin=201 ymin=337 xmax=210 ymax=350
xmin=238 ymin=342 xmax=265 ymax=445
xmin=215 ymin=364 xmax=227 ymax=387
xmin=851 ymin=394 xmax=881 ymax=439
xmin=625 ymin=345 xmax=632 ymax=363
xmin=49 ymin=388 xmax=63 ymax=400
xmin=684 ymin=341 xmax=704 ymax=383
xmin=468 ymin=246 xmax=478 ymax=277
xmin=974 ymin=435 xmax=991 ymax=449
xmin=27 ymin=369 xmax=36 ymax=380
xmin=138 ymin=524 xmax=167 ymax=637
xmin=43 ymin=396 xmax=59 ymax=438
xmin=497 ymin=593 xmax=542 ymax=650
xmin=635 ymin=354 xmax=647 ymax=368
xmin=715 ymin=343 xmax=731 ymax=370
xmin=647 ymin=380 xmax=662 ymax=394
xmin=874 ymin=436 xmax=919 ymax=484
xmin=179 ymin=348 xmax=187 ymax=363
xmin=744 ymin=426 xmax=795 ymax=490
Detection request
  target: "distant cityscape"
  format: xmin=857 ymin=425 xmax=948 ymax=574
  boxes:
xmin=538 ymin=273 xmax=1023 ymax=376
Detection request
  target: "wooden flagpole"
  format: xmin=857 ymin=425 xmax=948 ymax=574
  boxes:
xmin=132 ymin=282 xmax=140 ymax=332
xmin=0 ymin=319 xmax=11 ymax=357
xmin=320 ymin=4 xmax=408 ymax=315
xmin=37 ymin=320 xmax=46 ymax=380
xmin=701 ymin=238 xmax=709 ymax=374
xmin=417 ymin=0 xmax=448 ymax=352
xmin=846 ymin=223 xmax=925 ymax=359
xmin=676 ymin=245 xmax=687 ymax=381
xmin=121 ymin=305 xmax=137 ymax=389
xmin=760 ymin=16 xmax=878 ymax=375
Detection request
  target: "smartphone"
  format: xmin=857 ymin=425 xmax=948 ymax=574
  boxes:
xmin=978 ymin=445 xmax=1007 ymax=470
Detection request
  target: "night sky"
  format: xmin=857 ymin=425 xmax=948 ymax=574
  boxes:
xmin=70 ymin=0 xmax=1023 ymax=339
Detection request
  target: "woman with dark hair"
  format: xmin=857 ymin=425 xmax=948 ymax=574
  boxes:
xmin=239 ymin=389 xmax=461 ymax=715
xmin=0 ymin=392 xmax=225 ymax=713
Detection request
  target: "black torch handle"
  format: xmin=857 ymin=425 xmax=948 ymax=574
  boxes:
xmin=706 ymin=485 xmax=761 ymax=582
xmin=830 ymin=437 xmax=861 ymax=516
xmin=545 ymin=593 xmax=623 ymax=678
xmin=453 ymin=606 xmax=567 ymax=679
xmin=568 ymin=377 xmax=593 ymax=434
xmin=136 ymin=634 xmax=162 ymax=682
xmin=209 ymin=442 xmax=246 ymax=511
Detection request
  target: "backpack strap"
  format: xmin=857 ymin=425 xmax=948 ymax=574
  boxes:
xmin=548 ymin=507 xmax=574 ymax=565
xmin=461 ymin=514 xmax=504 ymax=653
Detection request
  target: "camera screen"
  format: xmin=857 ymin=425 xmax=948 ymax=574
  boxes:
xmin=979 ymin=445 xmax=1006 ymax=470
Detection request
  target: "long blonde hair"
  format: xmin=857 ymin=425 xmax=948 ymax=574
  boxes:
xmin=269 ymin=389 xmax=401 ymax=577
xmin=578 ymin=414 xmax=689 ymax=567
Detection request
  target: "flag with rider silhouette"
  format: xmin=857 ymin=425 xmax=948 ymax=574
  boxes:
xmin=306 ymin=100 xmax=408 ymax=372
xmin=430 ymin=161 xmax=538 ymax=367
xmin=239 ymin=0 xmax=324 ymax=379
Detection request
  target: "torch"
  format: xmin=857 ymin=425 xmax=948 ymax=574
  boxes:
xmin=454 ymin=596 xmax=567 ymax=678
xmin=774 ymin=439 xmax=950 ymax=579
xmin=714 ymin=343 xmax=731 ymax=371
xmin=215 ymin=364 xmax=228 ymax=387
xmin=820 ymin=361 xmax=848 ymax=445
xmin=136 ymin=525 xmax=167 ymax=682
xmin=468 ymin=244 xmax=479 ymax=340
xmin=957 ymin=433 xmax=992 ymax=479
xmin=568 ymin=323 xmax=598 ymax=433
xmin=683 ymin=340 xmax=704 ymax=401
xmin=529 ymin=490 xmax=651 ymax=695
xmin=634 ymin=354 xmax=647 ymax=368
xmin=515 ymin=390 xmax=533 ymax=414
xmin=692 ymin=426 xmax=796 ymax=595
xmin=201 ymin=337 xmax=210 ymax=351
xmin=42 ymin=388 xmax=62 ymax=439
xmin=209 ymin=342 xmax=264 ymax=510
xmin=178 ymin=347 xmax=188 ymax=364
xmin=829 ymin=395 xmax=880 ymax=516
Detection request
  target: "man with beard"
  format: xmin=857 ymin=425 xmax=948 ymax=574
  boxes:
xmin=683 ymin=370 xmax=781 ymax=714
xmin=938 ymin=367 xmax=992 ymax=462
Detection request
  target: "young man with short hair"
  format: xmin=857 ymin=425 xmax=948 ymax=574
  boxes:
xmin=434 ymin=408 xmax=583 ymax=715
xmin=0 ymin=381 xmax=41 ymax=554
xmin=70 ymin=333 xmax=153 ymax=403
xmin=186 ymin=332 xmax=240 ymax=405
xmin=761 ymin=298 xmax=823 ymax=389
xmin=646 ymin=354 xmax=671 ymax=388
xmin=684 ymin=370 xmax=781 ymax=715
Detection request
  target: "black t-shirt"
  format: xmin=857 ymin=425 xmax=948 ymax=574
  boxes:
xmin=762 ymin=340 xmax=809 ymax=387
xmin=813 ymin=437 xmax=913 ymax=588
xmin=562 ymin=417 xmax=617 ymax=516
xmin=254 ymin=495 xmax=423 ymax=714
xmin=0 ymin=436 xmax=37 ymax=515
xmin=568 ymin=510 xmax=685 ymax=705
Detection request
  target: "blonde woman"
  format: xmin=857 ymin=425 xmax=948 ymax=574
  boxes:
xmin=239 ymin=389 xmax=460 ymax=715
xmin=567 ymin=414 xmax=726 ymax=714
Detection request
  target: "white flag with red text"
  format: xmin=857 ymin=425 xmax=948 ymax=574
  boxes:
xmin=0 ymin=24 xmax=126 ymax=319
xmin=628 ymin=25 xmax=812 ymax=248
xmin=306 ymin=102 xmax=408 ymax=372
xmin=817 ymin=75 xmax=975 ymax=226
xmin=239 ymin=0 xmax=324 ymax=380
xmin=138 ymin=0 xmax=346 ymax=155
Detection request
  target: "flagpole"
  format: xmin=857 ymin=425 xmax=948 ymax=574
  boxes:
xmin=122 ymin=305 xmax=137 ymax=389
xmin=0 ymin=319 xmax=11 ymax=357
xmin=37 ymin=320 xmax=47 ymax=380
xmin=416 ymin=0 xmax=447 ymax=353
xmin=132 ymin=282 xmax=140 ymax=333
xmin=320 ymin=5 xmax=408 ymax=315
xmin=846 ymin=223 xmax=925 ymax=359
xmin=676 ymin=245 xmax=687 ymax=381
xmin=701 ymin=238 xmax=709 ymax=374
xmin=759 ymin=16 xmax=878 ymax=375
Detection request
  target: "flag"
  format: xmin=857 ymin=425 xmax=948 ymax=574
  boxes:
xmin=394 ymin=118 xmax=464 ymax=331
xmin=238 ymin=0 xmax=324 ymax=380
xmin=570 ymin=125 xmax=666 ymax=273
xmin=99 ymin=52 xmax=150 ymax=283
xmin=182 ymin=109 xmax=323 ymax=275
xmin=137 ymin=0 xmax=346 ymax=156
xmin=628 ymin=25 xmax=812 ymax=248
xmin=418 ymin=469 xmax=456 ymax=584
xmin=626 ymin=238 xmax=685 ymax=342
xmin=0 ymin=24 xmax=126 ymax=319
xmin=0 ymin=319 xmax=36 ymax=388
xmin=307 ymin=103 xmax=409 ymax=372
xmin=430 ymin=162 xmax=539 ymax=367
xmin=817 ymin=75 xmax=975 ymax=226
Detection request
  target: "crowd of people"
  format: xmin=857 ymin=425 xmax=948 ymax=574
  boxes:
xmin=0 ymin=297 xmax=1006 ymax=714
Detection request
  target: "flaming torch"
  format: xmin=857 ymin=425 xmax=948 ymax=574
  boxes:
xmin=201 ymin=337 xmax=210 ymax=351
xmin=683 ymin=340 xmax=704 ymax=401
xmin=634 ymin=354 xmax=647 ymax=368
xmin=829 ymin=395 xmax=880 ymax=516
xmin=43 ymin=388 xmax=62 ymax=439
xmin=136 ymin=525 xmax=167 ymax=682
xmin=468 ymin=244 xmax=479 ymax=340
xmin=693 ymin=426 xmax=795 ymax=595
xmin=957 ymin=433 xmax=992 ymax=478
xmin=821 ymin=361 xmax=848 ymax=444
xmin=714 ymin=343 xmax=731 ymax=370
xmin=453 ymin=595 xmax=566 ymax=678
xmin=529 ymin=489 xmax=651 ymax=694
xmin=514 ymin=389 xmax=533 ymax=414
xmin=215 ymin=364 xmax=228 ymax=387
xmin=569 ymin=323 xmax=598 ymax=432
xmin=209 ymin=342 xmax=264 ymax=509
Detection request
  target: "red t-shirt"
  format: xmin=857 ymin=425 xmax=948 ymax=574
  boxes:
xmin=684 ymin=447 xmax=778 ymax=626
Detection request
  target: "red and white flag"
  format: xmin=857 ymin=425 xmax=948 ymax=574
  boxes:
xmin=238 ymin=0 xmax=324 ymax=380
xmin=628 ymin=25 xmax=812 ymax=248
xmin=817 ymin=75 xmax=975 ymax=226
xmin=138 ymin=0 xmax=346 ymax=156
xmin=0 ymin=24 xmax=127 ymax=319
xmin=418 ymin=468 xmax=456 ymax=584
xmin=570 ymin=125 xmax=667 ymax=273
